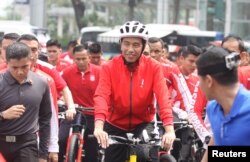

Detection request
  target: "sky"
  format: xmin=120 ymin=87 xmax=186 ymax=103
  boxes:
xmin=0 ymin=0 xmax=14 ymax=17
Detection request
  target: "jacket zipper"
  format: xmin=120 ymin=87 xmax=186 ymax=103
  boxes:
xmin=129 ymin=72 xmax=133 ymax=130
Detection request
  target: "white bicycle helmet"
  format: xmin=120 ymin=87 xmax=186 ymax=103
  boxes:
xmin=119 ymin=21 xmax=148 ymax=41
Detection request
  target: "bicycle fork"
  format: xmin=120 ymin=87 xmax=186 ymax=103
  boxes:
xmin=65 ymin=133 xmax=84 ymax=162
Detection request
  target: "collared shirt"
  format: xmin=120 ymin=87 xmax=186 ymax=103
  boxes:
xmin=0 ymin=70 xmax=52 ymax=157
xmin=61 ymin=63 xmax=100 ymax=115
xmin=207 ymin=85 xmax=250 ymax=145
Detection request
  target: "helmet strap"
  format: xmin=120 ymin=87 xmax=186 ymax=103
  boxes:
xmin=122 ymin=56 xmax=139 ymax=72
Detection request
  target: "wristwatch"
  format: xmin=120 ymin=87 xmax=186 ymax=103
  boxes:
xmin=0 ymin=112 xmax=4 ymax=121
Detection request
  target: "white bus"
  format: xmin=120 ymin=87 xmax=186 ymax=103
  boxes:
xmin=97 ymin=24 xmax=224 ymax=59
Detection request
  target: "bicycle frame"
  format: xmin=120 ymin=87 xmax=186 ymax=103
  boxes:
xmin=58 ymin=103 xmax=94 ymax=162
xmin=65 ymin=133 xmax=84 ymax=162
xmin=65 ymin=112 xmax=85 ymax=162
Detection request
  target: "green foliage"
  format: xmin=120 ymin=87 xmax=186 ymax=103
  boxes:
xmin=56 ymin=34 xmax=76 ymax=51
xmin=82 ymin=12 xmax=108 ymax=26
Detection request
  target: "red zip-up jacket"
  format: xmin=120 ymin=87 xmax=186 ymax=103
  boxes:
xmin=94 ymin=55 xmax=173 ymax=131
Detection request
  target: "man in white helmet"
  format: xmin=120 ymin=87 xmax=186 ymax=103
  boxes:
xmin=93 ymin=21 xmax=175 ymax=162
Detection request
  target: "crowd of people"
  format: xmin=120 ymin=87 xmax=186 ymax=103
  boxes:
xmin=0 ymin=20 xmax=249 ymax=162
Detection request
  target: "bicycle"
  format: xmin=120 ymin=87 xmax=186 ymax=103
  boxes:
xmin=89 ymin=132 xmax=180 ymax=162
xmin=58 ymin=102 xmax=94 ymax=162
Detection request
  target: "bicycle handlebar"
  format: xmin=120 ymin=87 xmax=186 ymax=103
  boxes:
xmin=57 ymin=102 xmax=94 ymax=120
xmin=88 ymin=134 xmax=180 ymax=147
xmin=58 ymin=101 xmax=94 ymax=112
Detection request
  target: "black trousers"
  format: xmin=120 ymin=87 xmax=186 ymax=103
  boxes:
xmin=104 ymin=122 xmax=159 ymax=162
xmin=0 ymin=134 xmax=38 ymax=162
xmin=58 ymin=114 xmax=98 ymax=162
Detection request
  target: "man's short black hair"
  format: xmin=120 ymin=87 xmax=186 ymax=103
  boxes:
xmin=46 ymin=39 xmax=61 ymax=48
xmin=67 ymin=40 xmax=78 ymax=50
xmin=148 ymin=37 xmax=164 ymax=49
xmin=73 ymin=45 xmax=86 ymax=54
xmin=6 ymin=42 xmax=31 ymax=62
xmin=88 ymin=42 xmax=102 ymax=54
xmin=163 ymin=42 xmax=169 ymax=53
xmin=177 ymin=45 xmax=201 ymax=58
xmin=196 ymin=46 xmax=238 ymax=85
xmin=221 ymin=35 xmax=246 ymax=52
xmin=17 ymin=34 xmax=38 ymax=43
xmin=3 ymin=33 xmax=20 ymax=41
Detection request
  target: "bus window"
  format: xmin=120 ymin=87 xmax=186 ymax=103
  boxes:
xmin=81 ymin=31 xmax=106 ymax=44
xmin=99 ymin=42 xmax=121 ymax=60
xmin=79 ymin=26 xmax=111 ymax=44
xmin=162 ymin=30 xmax=223 ymax=47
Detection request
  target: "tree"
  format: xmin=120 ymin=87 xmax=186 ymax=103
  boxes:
xmin=71 ymin=0 xmax=85 ymax=31
xmin=82 ymin=12 xmax=107 ymax=26
xmin=128 ymin=0 xmax=143 ymax=20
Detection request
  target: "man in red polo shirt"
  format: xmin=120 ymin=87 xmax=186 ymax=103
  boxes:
xmin=46 ymin=39 xmax=71 ymax=73
xmin=87 ymin=42 xmax=106 ymax=66
xmin=61 ymin=45 xmax=100 ymax=162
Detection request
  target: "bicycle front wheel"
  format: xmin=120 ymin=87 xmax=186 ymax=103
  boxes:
xmin=67 ymin=134 xmax=80 ymax=162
